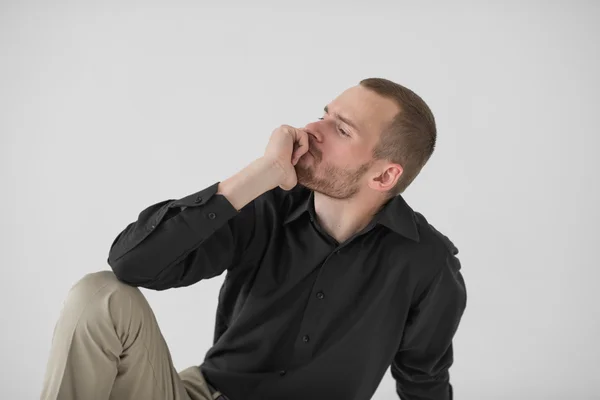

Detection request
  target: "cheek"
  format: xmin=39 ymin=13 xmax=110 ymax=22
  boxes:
xmin=325 ymin=143 xmax=362 ymax=163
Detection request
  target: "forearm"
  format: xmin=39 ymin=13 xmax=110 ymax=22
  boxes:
xmin=217 ymin=157 xmax=283 ymax=211
xmin=107 ymin=182 xmax=241 ymax=288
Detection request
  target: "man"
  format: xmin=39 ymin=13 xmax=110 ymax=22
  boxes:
xmin=41 ymin=78 xmax=467 ymax=400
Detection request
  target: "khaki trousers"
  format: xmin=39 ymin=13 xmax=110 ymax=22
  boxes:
xmin=40 ymin=270 xmax=224 ymax=400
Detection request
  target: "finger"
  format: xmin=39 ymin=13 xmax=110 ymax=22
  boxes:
xmin=298 ymin=129 xmax=309 ymax=155
xmin=292 ymin=130 xmax=309 ymax=164
xmin=291 ymin=141 xmax=301 ymax=165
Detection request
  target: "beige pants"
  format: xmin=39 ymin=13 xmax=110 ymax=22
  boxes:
xmin=40 ymin=270 xmax=224 ymax=400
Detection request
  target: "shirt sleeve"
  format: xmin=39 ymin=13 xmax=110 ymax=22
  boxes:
xmin=107 ymin=181 xmax=257 ymax=290
xmin=391 ymin=249 xmax=467 ymax=400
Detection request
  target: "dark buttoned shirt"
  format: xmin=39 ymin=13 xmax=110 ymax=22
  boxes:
xmin=107 ymin=182 xmax=467 ymax=400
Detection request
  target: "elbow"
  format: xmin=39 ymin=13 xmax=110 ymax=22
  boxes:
xmin=106 ymin=257 xmax=176 ymax=290
xmin=107 ymin=257 xmax=142 ymax=287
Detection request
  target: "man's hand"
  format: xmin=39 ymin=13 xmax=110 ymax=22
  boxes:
xmin=263 ymin=124 xmax=310 ymax=190
xmin=217 ymin=124 xmax=310 ymax=211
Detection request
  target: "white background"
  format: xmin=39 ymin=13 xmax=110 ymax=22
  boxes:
xmin=1 ymin=1 xmax=599 ymax=399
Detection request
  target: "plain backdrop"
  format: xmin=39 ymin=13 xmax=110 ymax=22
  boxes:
xmin=1 ymin=1 xmax=599 ymax=399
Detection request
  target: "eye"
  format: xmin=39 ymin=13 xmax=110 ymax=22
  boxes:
xmin=318 ymin=117 xmax=349 ymax=137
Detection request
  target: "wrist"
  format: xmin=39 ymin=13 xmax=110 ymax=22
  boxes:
xmin=217 ymin=157 xmax=282 ymax=211
xmin=254 ymin=157 xmax=285 ymax=189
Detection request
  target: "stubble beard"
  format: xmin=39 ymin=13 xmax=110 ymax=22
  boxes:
xmin=294 ymin=151 xmax=372 ymax=200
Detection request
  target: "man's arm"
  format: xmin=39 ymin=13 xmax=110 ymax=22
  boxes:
xmin=107 ymin=157 xmax=283 ymax=290
xmin=391 ymin=248 xmax=467 ymax=399
xmin=106 ymin=124 xmax=309 ymax=291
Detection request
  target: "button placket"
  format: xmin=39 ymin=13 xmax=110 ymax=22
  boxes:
xmin=291 ymin=251 xmax=338 ymax=365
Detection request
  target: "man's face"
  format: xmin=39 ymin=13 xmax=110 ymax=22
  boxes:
xmin=295 ymin=85 xmax=400 ymax=199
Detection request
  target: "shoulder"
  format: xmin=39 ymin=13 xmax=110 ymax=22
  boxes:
xmin=405 ymin=211 xmax=466 ymax=305
xmin=413 ymin=211 xmax=459 ymax=257
xmin=403 ymin=211 xmax=461 ymax=281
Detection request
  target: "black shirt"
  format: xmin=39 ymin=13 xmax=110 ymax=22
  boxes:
xmin=107 ymin=182 xmax=467 ymax=400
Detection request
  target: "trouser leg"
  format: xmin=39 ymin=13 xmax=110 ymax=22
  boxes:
xmin=40 ymin=270 xmax=214 ymax=400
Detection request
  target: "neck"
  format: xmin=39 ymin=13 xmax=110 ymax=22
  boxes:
xmin=312 ymin=190 xmax=386 ymax=244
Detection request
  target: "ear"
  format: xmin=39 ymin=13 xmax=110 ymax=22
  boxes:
xmin=368 ymin=163 xmax=403 ymax=193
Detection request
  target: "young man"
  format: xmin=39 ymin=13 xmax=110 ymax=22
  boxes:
xmin=41 ymin=78 xmax=467 ymax=400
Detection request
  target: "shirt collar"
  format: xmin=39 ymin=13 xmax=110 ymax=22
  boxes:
xmin=283 ymin=187 xmax=420 ymax=242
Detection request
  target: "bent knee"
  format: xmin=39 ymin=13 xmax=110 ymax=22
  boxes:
xmin=66 ymin=270 xmax=142 ymax=306
xmin=76 ymin=270 xmax=124 ymax=291
xmin=60 ymin=270 xmax=152 ymax=339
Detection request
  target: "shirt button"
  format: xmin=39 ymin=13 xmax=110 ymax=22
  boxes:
xmin=279 ymin=370 xmax=286 ymax=376
xmin=207 ymin=212 xmax=216 ymax=219
xmin=302 ymin=335 xmax=310 ymax=343
xmin=195 ymin=196 xmax=203 ymax=203
xmin=316 ymin=291 xmax=324 ymax=299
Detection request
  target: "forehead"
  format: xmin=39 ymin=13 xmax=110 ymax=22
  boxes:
xmin=330 ymin=85 xmax=400 ymax=137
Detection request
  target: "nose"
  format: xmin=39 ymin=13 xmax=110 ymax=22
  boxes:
xmin=303 ymin=121 xmax=324 ymax=143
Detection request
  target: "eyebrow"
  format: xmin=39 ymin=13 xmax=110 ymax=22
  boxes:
xmin=324 ymin=105 xmax=361 ymax=134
